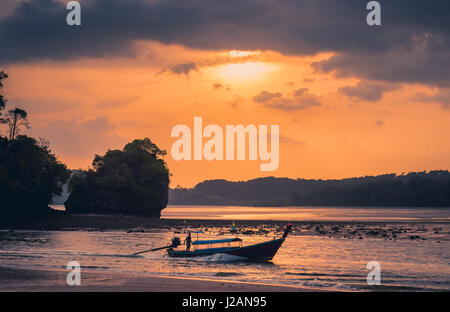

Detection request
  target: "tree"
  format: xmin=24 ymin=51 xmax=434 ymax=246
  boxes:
xmin=0 ymin=71 xmax=8 ymax=115
xmin=0 ymin=70 xmax=70 ymax=223
xmin=170 ymin=172 xmax=450 ymax=207
xmin=0 ymin=71 xmax=7 ymax=88
xmin=0 ymin=135 xmax=70 ymax=222
xmin=3 ymin=108 xmax=30 ymax=140
xmin=65 ymin=138 xmax=170 ymax=217
xmin=0 ymin=71 xmax=30 ymax=139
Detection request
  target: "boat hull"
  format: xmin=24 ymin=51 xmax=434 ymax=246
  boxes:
xmin=167 ymin=238 xmax=285 ymax=261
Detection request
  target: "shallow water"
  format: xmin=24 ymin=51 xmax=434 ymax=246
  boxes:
xmin=160 ymin=205 xmax=450 ymax=222
xmin=1 ymin=219 xmax=449 ymax=291
xmin=51 ymin=205 xmax=450 ymax=222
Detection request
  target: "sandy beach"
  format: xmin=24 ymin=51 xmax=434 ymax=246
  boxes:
xmin=0 ymin=266 xmax=315 ymax=292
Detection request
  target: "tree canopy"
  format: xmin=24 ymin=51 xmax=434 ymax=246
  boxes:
xmin=65 ymin=138 xmax=170 ymax=217
xmin=0 ymin=71 xmax=70 ymax=223
xmin=169 ymin=172 xmax=450 ymax=207
xmin=0 ymin=71 xmax=8 ymax=112
xmin=0 ymin=135 xmax=70 ymax=222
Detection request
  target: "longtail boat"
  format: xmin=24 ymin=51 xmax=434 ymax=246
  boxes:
xmin=166 ymin=225 xmax=292 ymax=261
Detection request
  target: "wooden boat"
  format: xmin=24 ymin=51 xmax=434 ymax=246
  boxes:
xmin=167 ymin=225 xmax=292 ymax=261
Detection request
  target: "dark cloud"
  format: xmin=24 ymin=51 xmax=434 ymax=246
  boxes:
xmin=252 ymin=91 xmax=282 ymax=104
xmin=339 ymin=81 xmax=399 ymax=102
xmin=375 ymin=120 xmax=384 ymax=126
xmin=414 ymin=88 xmax=450 ymax=109
xmin=313 ymin=50 xmax=450 ymax=88
xmin=253 ymin=88 xmax=321 ymax=111
xmin=293 ymin=88 xmax=308 ymax=97
xmin=0 ymin=0 xmax=18 ymax=18
xmin=169 ymin=62 xmax=198 ymax=76
xmin=157 ymin=62 xmax=198 ymax=77
xmin=1 ymin=0 xmax=449 ymax=88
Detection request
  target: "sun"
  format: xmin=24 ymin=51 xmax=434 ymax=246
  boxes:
xmin=213 ymin=62 xmax=277 ymax=83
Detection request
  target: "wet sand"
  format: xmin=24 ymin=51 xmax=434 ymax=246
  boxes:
xmin=0 ymin=266 xmax=318 ymax=292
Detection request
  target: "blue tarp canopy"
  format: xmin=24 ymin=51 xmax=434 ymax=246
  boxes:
xmin=192 ymin=238 xmax=242 ymax=245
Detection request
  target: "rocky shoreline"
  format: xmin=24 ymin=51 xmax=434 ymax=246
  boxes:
xmin=1 ymin=213 xmax=448 ymax=242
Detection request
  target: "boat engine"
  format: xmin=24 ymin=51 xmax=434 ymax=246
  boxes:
xmin=171 ymin=237 xmax=181 ymax=248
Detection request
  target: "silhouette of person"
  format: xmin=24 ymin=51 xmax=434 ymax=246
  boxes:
xmin=185 ymin=232 xmax=192 ymax=252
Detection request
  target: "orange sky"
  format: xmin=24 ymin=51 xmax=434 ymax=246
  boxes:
xmin=3 ymin=42 xmax=450 ymax=187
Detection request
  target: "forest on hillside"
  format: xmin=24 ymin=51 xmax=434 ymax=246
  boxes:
xmin=169 ymin=171 xmax=450 ymax=207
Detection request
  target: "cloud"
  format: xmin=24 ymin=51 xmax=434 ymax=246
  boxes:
xmin=31 ymin=117 xmax=127 ymax=159
xmin=293 ymin=88 xmax=308 ymax=97
xmin=169 ymin=62 xmax=198 ymax=76
xmin=253 ymin=88 xmax=321 ymax=111
xmin=160 ymin=51 xmax=262 ymax=78
xmin=200 ymin=53 xmax=262 ymax=67
xmin=279 ymin=134 xmax=304 ymax=145
xmin=252 ymin=91 xmax=282 ymax=104
xmin=313 ymin=49 xmax=450 ymax=88
xmin=226 ymin=95 xmax=241 ymax=108
xmin=414 ymin=88 xmax=450 ymax=109
xmin=339 ymin=81 xmax=399 ymax=102
xmin=158 ymin=62 xmax=199 ymax=77
xmin=0 ymin=0 xmax=18 ymax=18
xmin=375 ymin=120 xmax=384 ymax=126
xmin=1 ymin=0 xmax=449 ymax=88
xmin=8 ymin=97 xmax=77 ymax=114
xmin=213 ymin=83 xmax=230 ymax=91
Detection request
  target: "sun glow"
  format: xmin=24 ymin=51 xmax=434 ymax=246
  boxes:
xmin=228 ymin=50 xmax=261 ymax=58
xmin=213 ymin=62 xmax=276 ymax=83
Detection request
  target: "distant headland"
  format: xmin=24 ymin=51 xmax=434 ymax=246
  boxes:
xmin=169 ymin=172 xmax=450 ymax=207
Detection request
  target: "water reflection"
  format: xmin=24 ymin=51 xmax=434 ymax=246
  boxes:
xmin=161 ymin=205 xmax=450 ymax=222
xmin=0 ymin=226 xmax=449 ymax=291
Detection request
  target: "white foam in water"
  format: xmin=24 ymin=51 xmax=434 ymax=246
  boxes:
xmin=189 ymin=253 xmax=249 ymax=262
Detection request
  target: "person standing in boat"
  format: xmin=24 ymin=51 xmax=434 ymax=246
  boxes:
xmin=184 ymin=232 xmax=192 ymax=251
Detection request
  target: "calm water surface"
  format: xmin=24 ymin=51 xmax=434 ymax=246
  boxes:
xmin=162 ymin=205 xmax=450 ymax=222
xmin=1 ymin=206 xmax=449 ymax=291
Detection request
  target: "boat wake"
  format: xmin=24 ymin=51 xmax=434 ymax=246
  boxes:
xmin=188 ymin=253 xmax=249 ymax=262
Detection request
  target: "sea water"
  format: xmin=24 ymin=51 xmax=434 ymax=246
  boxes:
xmin=0 ymin=206 xmax=449 ymax=291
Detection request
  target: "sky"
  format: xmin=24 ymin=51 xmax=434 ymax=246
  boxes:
xmin=1 ymin=0 xmax=450 ymax=187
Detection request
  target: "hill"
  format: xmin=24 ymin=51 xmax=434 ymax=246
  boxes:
xmin=169 ymin=171 xmax=450 ymax=207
